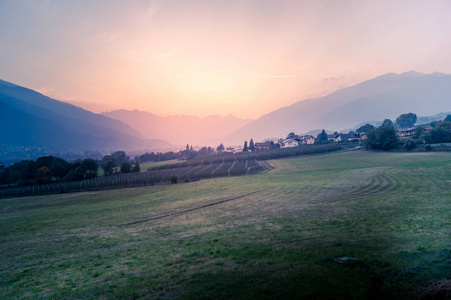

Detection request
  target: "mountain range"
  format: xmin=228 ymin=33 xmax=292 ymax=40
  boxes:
xmin=1 ymin=71 xmax=451 ymax=154
xmin=0 ymin=79 xmax=172 ymax=152
xmin=225 ymin=71 xmax=451 ymax=143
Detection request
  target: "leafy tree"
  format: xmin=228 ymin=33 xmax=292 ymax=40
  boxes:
xmin=316 ymin=130 xmax=328 ymax=144
xmin=364 ymin=123 xmax=399 ymax=151
xmin=412 ymin=126 xmax=432 ymax=144
xmin=216 ymin=143 xmax=225 ymax=152
xmin=0 ymin=162 xmax=4 ymax=171
xmin=111 ymin=151 xmax=129 ymax=166
xmin=286 ymin=132 xmax=296 ymax=139
xmin=444 ymin=114 xmax=451 ymax=122
xmin=51 ymin=157 xmax=72 ymax=180
xmin=404 ymin=139 xmax=416 ymax=151
xmin=382 ymin=119 xmax=394 ymax=127
xmin=35 ymin=166 xmax=51 ymax=184
xmin=356 ymin=123 xmax=375 ymax=133
xmin=120 ymin=162 xmax=132 ymax=173
xmin=64 ymin=166 xmax=85 ymax=181
xmin=36 ymin=156 xmax=54 ymax=169
xmin=199 ymin=147 xmax=208 ymax=155
xmin=396 ymin=113 xmax=417 ymax=128
xmin=430 ymin=120 xmax=451 ymax=143
xmin=100 ymin=155 xmax=116 ymax=175
xmin=249 ymin=139 xmax=255 ymax=151
xmin=186 ymin=144 xmax=190 ymax=151
xmin=9 ymin=170 xmax=22 ymax=184
xmin=430 ymin=120 xmax=440 ymax=128
xmin=243 ymin=141 xmax=248 ymax=152
xmin=131 ymin=161 xmax=141 ymax=173
xmin=81 ymin=158 xmax=99 ymax=179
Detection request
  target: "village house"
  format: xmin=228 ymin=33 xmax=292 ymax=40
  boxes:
xmin=327 ymin=134 xmax=336 ymax=141
xmin=254 ymin=141 xmax=272 ymax=150
xmin=299 ymin=135 xmax=315 ymax=145
xmin=334 ymin=133 xmax=358 ymax=142
xmin=279 ymin=138 xmax=299 ymax=148
xmin=396 ymin=128 xmax=416 ymax=137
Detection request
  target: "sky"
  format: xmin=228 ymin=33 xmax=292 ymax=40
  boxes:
xmin=1 ymin=0 xmax=451 ymax=119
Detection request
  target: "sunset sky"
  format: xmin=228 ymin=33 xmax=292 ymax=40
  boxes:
xmin=1 ymin=0 xmax=450 ymax=119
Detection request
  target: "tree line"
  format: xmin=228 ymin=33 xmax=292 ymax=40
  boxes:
xmin=0 ymin=151 xmax=141 ymax=187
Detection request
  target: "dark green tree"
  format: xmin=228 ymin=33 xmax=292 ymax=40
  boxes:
xmin=243 ymin=141 xmax=248 ymax=152
xmin=111 ymin=151 xmax=129 ymax=166
xmin=396 ymin=113 xmax=417 ymax=128
xmin=81 ymin=158 xmax=99 ymax=179
xmin=100 ymin=155 xmax=116 ymax=175
xmin=316 ymin=130 xmax=328 ymax=144
xmin=444 ymin=114 xmax=451 ymax=122
xmin=120 ymin=162 xmax=132 ymax=173
xmin=430 ymin=120 xmax=451 ymax=143
xmin=249 ymin=139 xmax=255 ymax=151
xmin=404 ymin=139 xmax=416 ymax=151
xmin=132 ymin=161 xmax=141 ymax=173
xmin=51 ymin=157 xmax=72 ymax=180
xmin=64 ymin=166 xmax=85 ymax=181
xmin=381 ymin=119 xmax=393 ymax=127
xmin=35 ymin=166 xmax=51 ymax=184
xmin=199 ymin=147 xmax=208 ymax=155
xmin=365 ymin=123 xmax=399 ymax=150
xmin=9 ymin=170 xmax=22 ymax=184
xmin=286 ymin=132 xmax=296 ymax=139
xmin=356 ymin=123 xmax=375 ymax=133
xmin=216 ymin=143 xmax=225 ymax=152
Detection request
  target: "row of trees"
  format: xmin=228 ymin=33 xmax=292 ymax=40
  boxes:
xmin=1 ymin=151 xmax=142 ymax=186
xmin=0 ymin=156 xmax=99 ymax=186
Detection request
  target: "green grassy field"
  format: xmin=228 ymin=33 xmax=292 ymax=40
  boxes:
xmin=1 ymin=151 xmax=450 ymax=299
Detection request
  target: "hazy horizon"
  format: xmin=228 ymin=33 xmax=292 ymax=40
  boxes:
xmin=1 ymin=0 xmax=451 ymax=119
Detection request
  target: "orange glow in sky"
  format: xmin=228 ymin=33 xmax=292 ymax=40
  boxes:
xmin=1 ymin=0 xmax=451 ymax=119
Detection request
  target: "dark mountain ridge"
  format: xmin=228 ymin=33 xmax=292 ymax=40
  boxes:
xmin=0 ymin=79 xmax=172 ymax=152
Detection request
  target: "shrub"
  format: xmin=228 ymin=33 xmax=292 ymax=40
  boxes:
xmin=404 ymin=139 xmax=416 ymax=151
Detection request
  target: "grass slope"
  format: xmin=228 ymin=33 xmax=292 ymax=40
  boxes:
xmin=1 ymin=151 xmax=450 ymax=299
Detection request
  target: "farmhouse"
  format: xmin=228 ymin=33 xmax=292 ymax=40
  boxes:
xmin=327 ymin=134 xmax=336 ymax=141
xmin=298 ymin=135 xmax=316 ymax=145
xmin=396 ymin=128 xmax=415 ymax=137
xmin=280 ymin=138 xmax=299 ymax=148
xmin=334 ymin=133 xmax=358 ymax=142
xmin=254 ymin=141 xmax=272 ymax=150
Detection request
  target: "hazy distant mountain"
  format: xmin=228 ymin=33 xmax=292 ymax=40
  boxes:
xmin=227 ymin=71 xmax=451 ymax=143
xmin=416 ymin=111 xmax=451 ymax=124
xmin=102 ymin=110 xmax=252 ymax=146
xmin=0 ymin=79 xmax=172 ymax=152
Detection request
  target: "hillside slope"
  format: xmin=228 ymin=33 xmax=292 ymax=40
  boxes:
xmin=0 ymin=80 xmax=172 ymax=151
xmin=227 ymin=71 xmax=451 ymax=143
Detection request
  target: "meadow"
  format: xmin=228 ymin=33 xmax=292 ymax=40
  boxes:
xmin=0 ymin=150 xmax=450 ymax=299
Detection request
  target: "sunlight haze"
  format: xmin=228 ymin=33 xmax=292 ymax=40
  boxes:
xmin=1 ymin=0 xmax=450 ymax=118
